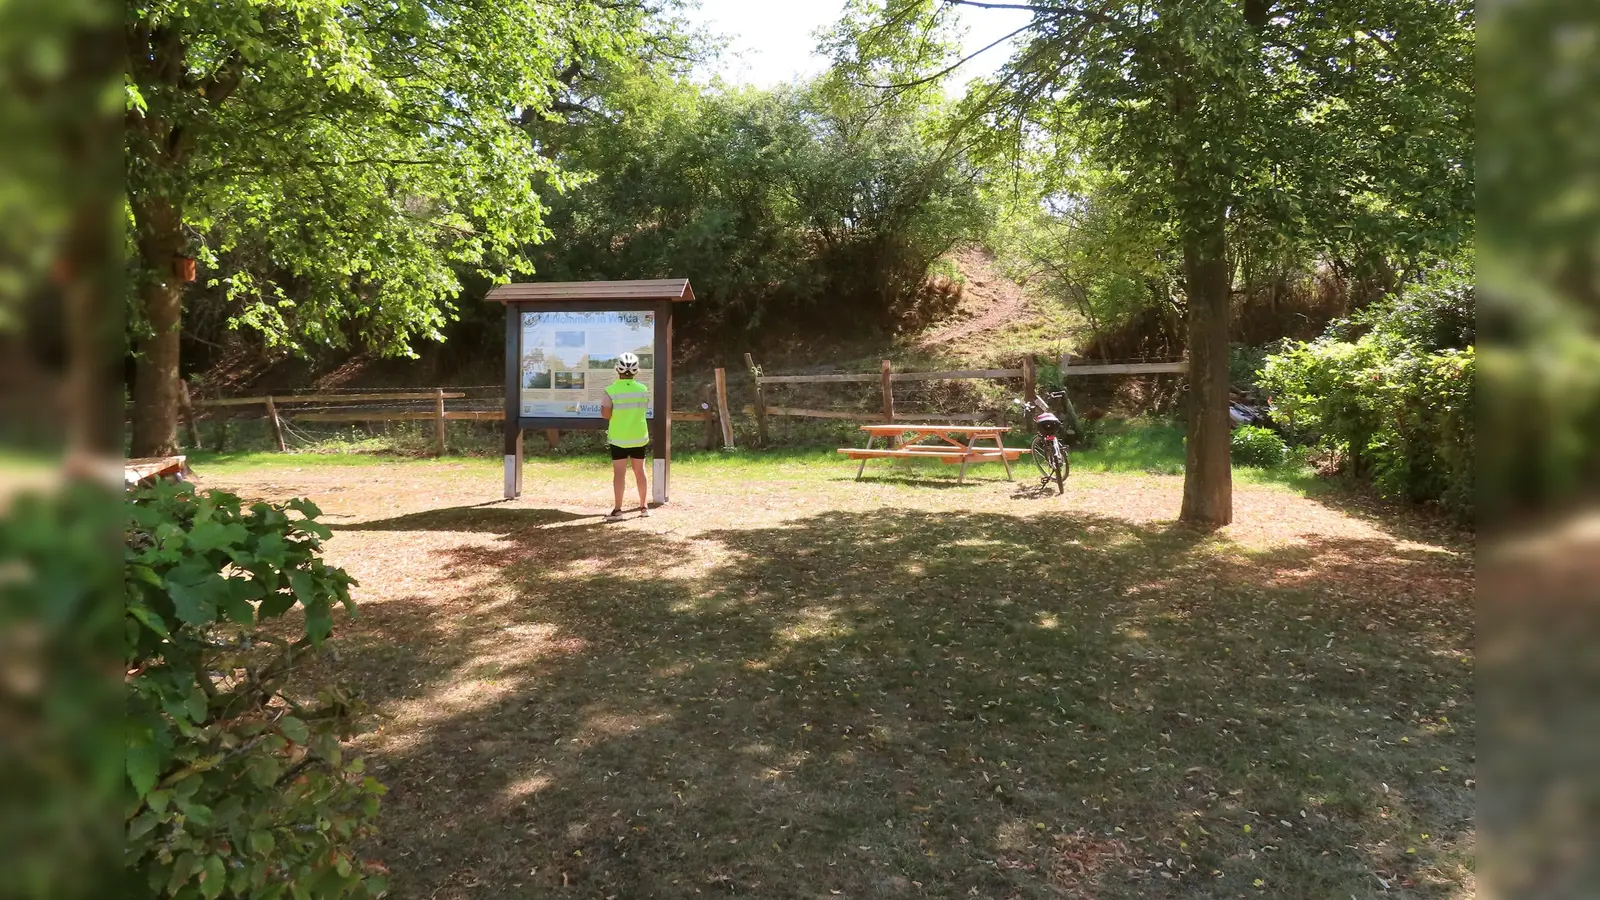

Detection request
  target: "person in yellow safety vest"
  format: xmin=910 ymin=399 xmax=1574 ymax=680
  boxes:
xmin=600 ymin=352 xmax=650 ymax=521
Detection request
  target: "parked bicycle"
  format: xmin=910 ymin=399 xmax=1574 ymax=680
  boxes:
xmin=1016 ymin=391 xmax=1075 ymax=494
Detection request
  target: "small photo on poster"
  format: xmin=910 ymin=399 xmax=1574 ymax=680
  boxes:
xmin=554 ymin=371 xmax=586 ymax=390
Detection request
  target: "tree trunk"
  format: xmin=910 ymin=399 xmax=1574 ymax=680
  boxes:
xmin=129 ymin=195 xmax=184 ymax=457
xmin=1178 ymin=207 xmax=1233 ymax=527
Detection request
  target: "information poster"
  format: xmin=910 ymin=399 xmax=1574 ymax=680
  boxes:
xmin=519 ymin=311 xmax=656 ymax=418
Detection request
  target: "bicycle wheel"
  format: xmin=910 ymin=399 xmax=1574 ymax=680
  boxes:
xmin=1030 ymin=434 xmax=1053 ymax=482
xmin=1054 ymin=445 xmax=1069 ymax=494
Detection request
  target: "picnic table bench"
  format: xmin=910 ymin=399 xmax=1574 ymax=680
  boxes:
xmin=125 ymin=455 xmax=191 ymax=489
xmin=837 ymin=424 xmax=1024 ymax=484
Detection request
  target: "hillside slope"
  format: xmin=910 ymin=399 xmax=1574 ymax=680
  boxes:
xmin=904 ymin=246 xmax=1080 ymax=367
xmin=193 ymin=246 xmax=1079 ymax=394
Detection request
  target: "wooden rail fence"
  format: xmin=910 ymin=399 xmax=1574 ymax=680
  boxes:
xmin=741 ymin=355 xmax=1188 ymax=436
xmin=172 ymin=354 xmax=1185 ymax=454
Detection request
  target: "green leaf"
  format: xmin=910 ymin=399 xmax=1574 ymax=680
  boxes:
xmin=130 ymin=564 xmax=164 ymax=587
xmin=311 ymin=731 xmax=343 ymax=766
xmin=186 ymin=686 xmax=208 ymax=722
xmin=128 ymin=604 xmax=171 ymax=638
xmin=259 ymin=588 xmax=296 ymax=619
xmin=128 ymin=810 xmax=163 ymax=840
xmin=127 ymin=742 xmax=162 ymax=798
xmin=188 ymin=520 xmax=249 ymax=553
xmin=166 ymin=852 xmax=201 ymax=895
xmin=249 ymin=829 xmax=276 ymax=855
xmin=200 ymin=854 xmax=226 ymax=900
xmin=287 ymin=497 xmax=322 ymax=519
xmin=146 ymin=788 xmax=172 ymax=814
xmin=217 ymin=582 xmax=256 ymax=625
xmin=165 ymin=574 xmax=217 ymax=626
xmin=280 ymin=716 xmax=309 ymax=745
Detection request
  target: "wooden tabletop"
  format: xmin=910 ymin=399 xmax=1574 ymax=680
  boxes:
xmin=858 ymin=424 xmax=1007 ymax=434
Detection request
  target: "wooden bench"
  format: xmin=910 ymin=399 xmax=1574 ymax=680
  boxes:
xmin=839 ymin=424 xmax=1019 ymax=484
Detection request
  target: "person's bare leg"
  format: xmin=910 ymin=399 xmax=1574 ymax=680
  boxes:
xmin=631 ymin=456 xmax=649 ymax=512
xmin=612 ymin=458 xmax=627 ymax=512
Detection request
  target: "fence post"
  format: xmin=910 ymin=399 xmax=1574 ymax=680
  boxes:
xmin=880 ymin=360 xmax=895 ymax=447
xmin=179 ymin=381 xmax=201 ymax=450
xmin=546 ymin=429 xmax=560 ymax=451
xmin=745 ymin=352 xmax=769 ymax=448
xmin=434 ymin=388 xmax=447 ymax=456
xmin=701 ymin=383 xmax=719 ymax=450
xmin=264 ymin=396 xmax=286 ymax=452
xmin=1022 ymin=356 xmax=1037 ymax=433
xmin=714 ymin=367 xmax=734 ymax=449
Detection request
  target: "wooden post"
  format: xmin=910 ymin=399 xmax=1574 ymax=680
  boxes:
xmin=264 ymin=396 xmax=286 ymax=452
xmin=745 ymin=352 xmax=769 ymax=448
xmin=880 ymin=359 xmax=895 ymax=447
xmin=433 ymin=388 xmax=447 ymax=456
xmin=545 ymin=429 xmax=560 ymax=451
xmin=714 ymin=367 xmax=734 ymax=449
xmin=213 ymin=420 xmax=228 ymax=453
xmin=701 ymin=383 xmax=719 ymax=450
xmin=1021 ymin=356 xmax=1037 ymax=433
xmin=179 ymin=382 xmax=201 ymax=449
xmin=504 ymin=301 xmax=520 ymax=499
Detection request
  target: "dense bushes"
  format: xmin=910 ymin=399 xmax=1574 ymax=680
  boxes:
xmin=1230 ymin=426 xmax=1289 ymax=467
xmin=1260 ymin=264 xmax=1475 ymax=518
xmin=526 ymin=75 xmax=989 ymax=341
xmin=126 ymin=483 xmax=385 ymax=899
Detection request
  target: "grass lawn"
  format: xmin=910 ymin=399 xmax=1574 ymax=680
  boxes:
xmin=198 ymin=444 xmax=1473 ymax=899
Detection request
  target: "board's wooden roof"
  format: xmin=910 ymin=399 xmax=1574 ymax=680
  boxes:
xmin=485 ymin=278 xmax=693 ymax=303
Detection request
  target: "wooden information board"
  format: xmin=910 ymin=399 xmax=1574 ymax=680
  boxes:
xmin=485 ymin=279 xmax=694 ymax=503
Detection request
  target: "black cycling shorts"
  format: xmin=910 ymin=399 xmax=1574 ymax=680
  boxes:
xmin=609 ymin=444 xmax=648 ymax=460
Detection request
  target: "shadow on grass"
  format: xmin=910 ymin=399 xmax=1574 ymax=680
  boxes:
xmin=312 ymin=505 xmax=1473 ymax=900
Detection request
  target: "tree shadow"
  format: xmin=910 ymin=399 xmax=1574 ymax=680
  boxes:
xmin=317 ymin=507 xmax=1472 ymax=899
xmin=853 ymin=474 xmax=997 ymax=489
xmin=335 ymin=505 xmax=598 ymax=532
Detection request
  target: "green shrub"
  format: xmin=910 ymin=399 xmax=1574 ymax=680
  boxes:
xmin=1230 ymin=425 xmax=1289 ymax=467
xmin=1261 ymin=295 xmax=1475 ymax=520
xmin=125 ymin=482 xmax=386 ymax=899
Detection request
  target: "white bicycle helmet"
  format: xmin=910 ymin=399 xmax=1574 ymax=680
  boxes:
xmin=615 ymin=352 xmax=640 ymax=377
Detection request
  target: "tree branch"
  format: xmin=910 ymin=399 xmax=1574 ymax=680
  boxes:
xmin=860 ymin=21 xmax=1037 ymax=90
xmin=939 ymin=0 xmax=1115 ymax=26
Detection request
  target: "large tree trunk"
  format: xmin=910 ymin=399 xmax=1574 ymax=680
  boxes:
xmin=129 ymin=195 xmax=184 ymax=458
xmin=1179 ymin=207 xmax=1233 ymax=527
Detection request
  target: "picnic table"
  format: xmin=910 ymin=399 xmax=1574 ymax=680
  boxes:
xmin=125 ymin=455 xmax=190 ymax=489
xmin=837 ymin=424 xmax=1024 ymax=484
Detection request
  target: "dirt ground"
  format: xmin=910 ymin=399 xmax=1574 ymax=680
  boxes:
xmin=203 ymin=457 xmax=1474 ymax=899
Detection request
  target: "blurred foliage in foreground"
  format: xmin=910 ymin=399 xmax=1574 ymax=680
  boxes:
xmin=1478 ymin=1 xmax=1600 ymax=898
xmin=0 ymin=482 xmax=121 ymax=899
xmin=1480 ymin=0 xmax=1600 ymax=525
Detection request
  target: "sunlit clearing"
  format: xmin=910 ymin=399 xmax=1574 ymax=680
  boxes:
xmin=503 ymin=774 xmax=553 ymax=800
xmin=778 ymin=606 xmax=852 ymax=643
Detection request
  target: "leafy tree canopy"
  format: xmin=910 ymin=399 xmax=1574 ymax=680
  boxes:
xmin=127 ymin=0 xmax=688 ymax=356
